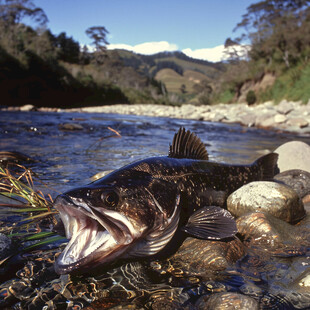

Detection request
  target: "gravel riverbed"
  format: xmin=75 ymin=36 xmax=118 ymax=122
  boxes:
xmin=7 ymin=99 xmax=310 ymax=135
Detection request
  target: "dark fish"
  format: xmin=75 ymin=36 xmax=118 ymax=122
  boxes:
xmin=54 ymin=128 xmax=278 ymax=274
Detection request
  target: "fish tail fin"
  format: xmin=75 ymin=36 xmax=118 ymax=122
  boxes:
xmin=254 ymin=152 xmax=279 ymax=180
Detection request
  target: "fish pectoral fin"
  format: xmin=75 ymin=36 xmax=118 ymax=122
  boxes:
xmin=182 ymin=206 xmax=237 ymax=240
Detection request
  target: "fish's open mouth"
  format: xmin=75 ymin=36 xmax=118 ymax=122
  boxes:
xmin=54 ymin=195 xmax=136 ymax=274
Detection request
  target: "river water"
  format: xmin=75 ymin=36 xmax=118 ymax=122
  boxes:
xmin=1 ymin=110 xmax=310 ymax=196
xmin=1 ymin=110 xmax=310 ymax=309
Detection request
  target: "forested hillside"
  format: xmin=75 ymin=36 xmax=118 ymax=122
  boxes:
xmin=1 ymin=0 xmax=310 ymax=107
xmin=215 ymin=0 xmax=310 ymax=105
xmin=0 ymin=0 xmax=223 ymax=107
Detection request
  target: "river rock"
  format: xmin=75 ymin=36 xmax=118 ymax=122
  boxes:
xmin=274 ymin=141 xmax=310 ymax=173
xmin=274 ymin=169 xmax=310 ymax=201
xmin=274 ymin=113 xmax=287 ymax=123
xmin=276 ymin=100 xmax=295 ymax=115
xmin=58 ymin=123 xmax=84 ymax=131
xmin=255 ymin=112 xmax=276 ymax=127
xmin=227 ymin=181 xmax=305 ymax=224
xmin=239 ymin=113 xmax=256 ymax=127
xmin=170 ymin=237 xmax=245 ymax=276
xmin=0 ymin=151 xmax=34 ymax=165
xmin=195 ymin=292 xmax=259 ymax=310
xmin=90 ymin=170 xmax=114 ymax=181
xmin=287 ymin=117 xmax=309 ymax=128
xmin=266 ymin=257 xmax=310 ymax=309
xmin=19 ymin=104 xmax=35 ymax=111
xmin=236 ymin=212 xmax=310 ymax=248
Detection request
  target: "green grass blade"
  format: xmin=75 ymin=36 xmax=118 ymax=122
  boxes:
xmin=23 ymin=236 xmax=67 ymax=251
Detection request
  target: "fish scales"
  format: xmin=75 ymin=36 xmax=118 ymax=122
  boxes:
xmin=53 ymin=127 xmax=278 ymax=274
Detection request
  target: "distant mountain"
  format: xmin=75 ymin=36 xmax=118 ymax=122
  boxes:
xmin=106 ymin=49 xmax=226 ymax=96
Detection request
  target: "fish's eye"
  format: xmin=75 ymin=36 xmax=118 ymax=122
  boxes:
xmin=102 ymin=191 xmax=118 ymax=207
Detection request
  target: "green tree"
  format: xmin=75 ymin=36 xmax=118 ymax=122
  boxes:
xmin=55 ymin=32 xmax=80 ymax=63
xmin=0 ymin=0 xmax=48 ymax=59
xmin=0 ymin=0 xmax=48 ymax=27
xmin=246 ymin=90 xmax=257 ymax=105
xmin=234 ymin=0 xmax=310 ymax=68
xmin=85 ymin=26 xmax=109 ymax=64
xmin=180 ymin=84 xmax=187 ymax=94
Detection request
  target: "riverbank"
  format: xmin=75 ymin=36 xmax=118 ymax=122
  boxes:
xmin=3 ymin=100 xmax=310 ymax=134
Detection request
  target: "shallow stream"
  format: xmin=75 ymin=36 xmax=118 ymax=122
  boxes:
xmin=1 ymin=111 xmax=310 ymax=309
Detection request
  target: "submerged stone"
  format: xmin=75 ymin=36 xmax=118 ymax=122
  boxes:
xmin=0 ymin=151 xmax=34 ymax=165
xmin=227 ymin=181 xmax=305 ymax=224
xmin=170 ymin=237 xmax=245 ymax=276
xmin=236 ymin=212 xmax=310 ymax=248
xmin=195 ymin=292 xmax=259 ymax=310
xmin=58 ymin=123 xmax=84 ymax=131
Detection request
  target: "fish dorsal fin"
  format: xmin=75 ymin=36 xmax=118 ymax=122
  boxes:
xmin=168 ymin=127 xmax=209 ymax=160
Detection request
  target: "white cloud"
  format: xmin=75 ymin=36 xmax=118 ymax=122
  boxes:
xmin=107 ymin=41 xmax=178 ymax=55
xmin=182 ymin=45 xmax=227 ymax=62
xmin=104 ymin=41 xmax=250 ymax=62
xmin=182 ymin=44 xmax=250 ymax=62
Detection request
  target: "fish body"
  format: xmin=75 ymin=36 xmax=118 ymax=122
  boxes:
xmin=54 ymin=128 xmax=278 ymax=274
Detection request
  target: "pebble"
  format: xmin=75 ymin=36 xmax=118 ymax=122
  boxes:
xmin=4 ymin=99 xmax=310 ymax=134
xmin=227 ymin=181 xmax=305 ymax=224
xmin=58 ymin=123 xmax=84 ymax=131
xmin=19 ymin=104 xmax=35 ymax=112
xmin=276 ymin=100 xmax=295 ymax=115
xmin=274 ymin=141 xmax=310 ymax=173
xmin=287 ymin=117 xmax=309 ymax=128
xmin=274 ymin=114 xmax=287 ymax=123
xmin=195 ymin=292 xmax=259 ymax=310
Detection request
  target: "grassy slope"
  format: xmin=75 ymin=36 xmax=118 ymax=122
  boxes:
xmin=153 ymin=56 xmax=222 ymax=79
xmin=107 ymin=49 xmax=224 ymax=94
xmin=155 ymin=68 xmax=210 ymax=94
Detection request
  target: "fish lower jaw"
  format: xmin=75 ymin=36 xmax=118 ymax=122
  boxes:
xmin=55 ymin=228 xmax=119 ymax=274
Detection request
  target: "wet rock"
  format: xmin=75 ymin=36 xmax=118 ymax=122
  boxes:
xmin=274 ymin=169 xmax=310 ymax=200
xmin=0 ymin=151 xmax=34 ymax=165
xmin=265 ymin=257 xmax=310 ymax=309
xmin=227 ymin=181 xmax=305 ymax=224
xmin=58 ymin=123 xmax=84 ymax=131
xmin=19 ymin=104 xmax=35 ymax=111
xmin=298 ymin=269 xmax=310 ymax=288
xmin=170 ymin=237 xmax=245 ymax=276
xmin=274 ymin=141 xmax=310 ymax=173
xmin=195 ymin=292 xmax=259 ymax=310
xmin=90 ymin=170 xmax=114 ymax=181
xmin=239 ymin=282 xmax=263 ymax=299
xmin=236 ymin=212 xmax=310 ymax=248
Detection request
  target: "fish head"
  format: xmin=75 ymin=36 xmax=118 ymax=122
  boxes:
xmin=54 ymin=169 xmax=180 ymax=274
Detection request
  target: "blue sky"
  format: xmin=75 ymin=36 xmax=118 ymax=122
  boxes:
xmin=33 ymin=0 xmax=254 ymax=61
